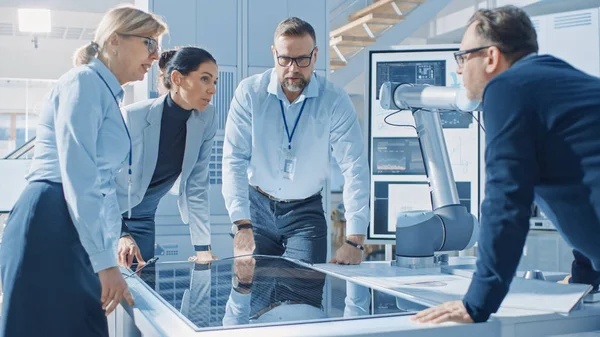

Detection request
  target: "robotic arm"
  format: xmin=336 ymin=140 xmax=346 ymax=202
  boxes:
xmin=379 ymin=83 xmax=480 ymax=266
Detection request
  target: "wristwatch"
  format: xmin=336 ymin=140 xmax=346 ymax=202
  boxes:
xmin=232 ymin=274 xmax=253 ymax=292
xmin=231 ymin=223 xmax=253 ymax=236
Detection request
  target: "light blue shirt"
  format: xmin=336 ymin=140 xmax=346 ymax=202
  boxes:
xmin=27 ymin=58 xmax=129 ymax=273
xmin=222 ymin=69 xmax=370 ymax=235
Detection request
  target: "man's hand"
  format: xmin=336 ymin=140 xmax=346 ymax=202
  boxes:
xmin=411 ymin=300 xmax=474 ymax=324
xmin=329 ymin=235 xmax=364 ymax=265
xmin=117 ymin=235 xmax=145 ymax=269
xmin=233 ymin=229 xmax=255 ymax=257
xmin=234 ymin=255 xmax=256 ymax=284
xmin=558 ymin=275 xmax=572 ymax=284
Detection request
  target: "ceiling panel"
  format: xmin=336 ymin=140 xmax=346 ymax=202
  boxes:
xmin=0 ymin=0 xmax=133 ymax=14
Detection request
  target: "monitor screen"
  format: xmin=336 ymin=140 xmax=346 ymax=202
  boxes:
xmin=367 ymin=48 xmax=481 ymax=242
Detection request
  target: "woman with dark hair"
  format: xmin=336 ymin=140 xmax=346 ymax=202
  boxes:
xmin=115 ymin=47 xmax=219 ymax=267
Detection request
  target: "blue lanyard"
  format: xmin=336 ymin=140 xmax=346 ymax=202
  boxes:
xmin=279 ymin=99 xmax=307 ymax=151
xmin=89 ymin=68 xmax=133 ymax=175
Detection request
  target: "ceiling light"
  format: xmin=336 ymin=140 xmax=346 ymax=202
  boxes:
xmin=18 ymin=8 xmax=51 ymax=33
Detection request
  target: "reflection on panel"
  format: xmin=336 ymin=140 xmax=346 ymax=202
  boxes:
xmin=131 ymin=256 xmax=420 ymax=332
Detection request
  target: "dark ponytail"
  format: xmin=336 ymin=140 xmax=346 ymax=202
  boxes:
xmin=163 ymin=47 xmax=217 ymax=90
xmin=158 ymin=48 xmax=178 ymax=90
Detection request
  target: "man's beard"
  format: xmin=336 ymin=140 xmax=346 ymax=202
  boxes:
xmin=281 ymin=73 xmax=309 ymax=92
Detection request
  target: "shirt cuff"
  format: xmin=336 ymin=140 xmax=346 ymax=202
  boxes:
xmin=345 ymin=220 xmax=367 ymax=236
xmin=88 ymin=248 xmax=118 ymax=273
xmin=230 ymin=286 xmax=253 ymax=301
xmin=463 ymin=277 xmax=508 ymax=323
xmin=229 ymin=207 xmax=251 ymax=225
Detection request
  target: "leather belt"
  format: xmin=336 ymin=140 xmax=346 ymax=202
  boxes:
xmin=252 ymin=185 xmax=319 ymax=203
xmin=250 ymin=300 xmax=304 ymax=320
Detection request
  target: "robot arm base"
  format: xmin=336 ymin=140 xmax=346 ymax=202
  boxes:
xmin=395 ymin=205 xmax=479 ymax=258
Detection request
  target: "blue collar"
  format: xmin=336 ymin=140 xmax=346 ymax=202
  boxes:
xmin=267 ymin=69 xmax=320 ymax=103
xmin=87 ymin=58 xmax=124 ymax=102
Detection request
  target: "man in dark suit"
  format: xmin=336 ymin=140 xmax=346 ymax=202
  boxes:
xmin=415 ymin=5 xmax=600 ymax=323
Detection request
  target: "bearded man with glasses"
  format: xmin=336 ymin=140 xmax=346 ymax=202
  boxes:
xmin=222 ymin=17 xmax=370 ymax=266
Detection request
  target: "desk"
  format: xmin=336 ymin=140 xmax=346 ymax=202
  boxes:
xmin=112 ymin=256 xmax=600 ymax=337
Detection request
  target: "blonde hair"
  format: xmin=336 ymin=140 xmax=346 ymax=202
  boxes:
xmin=73 ymin=5 xmax=168 ymax=66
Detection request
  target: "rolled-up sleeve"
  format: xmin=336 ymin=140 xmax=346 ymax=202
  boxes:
xmin=186 ymin=110 xmax=218 ymax=248
xmin=222 ymin=84 xmax=253 ymax=223
xmin=329 ymin=92 xmax=370 ymax=236
xmin=54 ymin=74 xmax=118 ymax=273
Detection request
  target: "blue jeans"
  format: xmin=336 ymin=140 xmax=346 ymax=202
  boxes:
xmin=249 ymin=186 xmax=328 ymax=264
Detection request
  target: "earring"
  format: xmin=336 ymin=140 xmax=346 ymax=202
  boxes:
xmin=113 ymin=50 xmax=118 ymax=56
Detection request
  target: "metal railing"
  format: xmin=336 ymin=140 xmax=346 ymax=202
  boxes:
xmin=329 ymin=0 xmax=373 ymax=31
xmin=3 ymin=137 xmax=36 ymax=160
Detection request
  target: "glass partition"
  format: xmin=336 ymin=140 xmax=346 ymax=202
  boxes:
xmin=0 ymin=78 xmax=57 ymax=158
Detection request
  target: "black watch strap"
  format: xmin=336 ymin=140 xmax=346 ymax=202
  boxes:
xmin=345 ymin=239 xmax=365 ymax=251
xmin=194 ymin=244 xmax=211 ymax=252
xmin=233 ymin=275 xmax=253 ymax=292
xmin=236 ymin=223 xmax=253 ymax=231
xmin=194 ymin=263 xmax=211 ymax=271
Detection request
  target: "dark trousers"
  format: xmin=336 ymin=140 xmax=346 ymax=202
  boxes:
xmin=122 ymin=217 xmax=156 ymax=262
xmin=249 ymin=186 xmax=327 ymax=264
xmin=0 ymin=181 xmax=108 ymax=337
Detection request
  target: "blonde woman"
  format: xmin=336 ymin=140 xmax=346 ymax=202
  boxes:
xmin=0 ymin=5 xmax=167 ymax=337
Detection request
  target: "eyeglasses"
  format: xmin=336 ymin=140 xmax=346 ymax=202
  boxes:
xmin=276 ymin=47 xmax=316 ymax=68
xmin=454 ymin=45 xmax=495 ymax=67
xmin=119 ymin=33 xmax=160 ymax=55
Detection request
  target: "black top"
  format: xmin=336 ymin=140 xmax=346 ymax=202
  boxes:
xmin=127 ymin=93 xmax=191 ymax=220
xmin=463 ymin=54 xmax=600 ymax=322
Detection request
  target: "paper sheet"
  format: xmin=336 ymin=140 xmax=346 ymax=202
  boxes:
xmin=311 ymin=262 xmax=592 ymax=314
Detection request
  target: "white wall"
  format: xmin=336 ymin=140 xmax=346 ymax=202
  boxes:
xmin=151 ymin=0 xmax=329 ymax=74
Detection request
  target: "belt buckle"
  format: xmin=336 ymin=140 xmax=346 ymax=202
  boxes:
xmin=257 ymin=186 xmax=287 ymax=202
xmin=268 ymin=193 xmax=282 ymax=202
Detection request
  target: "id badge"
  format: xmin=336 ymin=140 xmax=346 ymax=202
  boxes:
xmin=283 ymin=153 xmax=297 ymax=180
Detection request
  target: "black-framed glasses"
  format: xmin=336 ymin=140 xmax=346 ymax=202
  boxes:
xmin=454 ymin=45 xmax=494 ymax=67
xmin=119 ymin=33 xmax=160 ymax=55
xmin=276 ymin=47 xmax=316 ymax=68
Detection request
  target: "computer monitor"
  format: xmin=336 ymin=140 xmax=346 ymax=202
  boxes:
xmin=367 ymin=46 xmax=482 ymax=243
